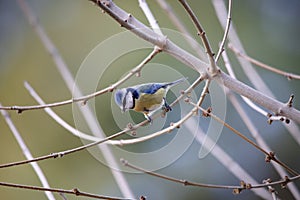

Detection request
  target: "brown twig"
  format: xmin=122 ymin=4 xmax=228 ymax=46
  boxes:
xmin=178 ymin=0 xmax=218 ymax=75
xmin=0 ymin=47 xmax=161 ymax=113
xmin=229 ymin=44 xmax=300 ymax=80
xmin=215 ymin=0 xmax=232 ymax=62
xmin=0 ymin=127 xmax=128 ymax=169
xmin=121 ymin=159 xmax=300 ymax=192
xmin=0 ymin=181 xmax=134 ymax=200
xmin=188 ymin=101 xmax=299 ymax=176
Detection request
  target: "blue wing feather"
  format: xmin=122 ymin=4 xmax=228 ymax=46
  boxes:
xmin=139 ymin=83 xmax=164 ymax=94
xmin=138 ymin=78 xmax=186 ymax=94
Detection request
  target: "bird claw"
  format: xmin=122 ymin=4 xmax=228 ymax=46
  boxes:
xmin=144 ymin=113 xmax=152 ymax=124
xmin=162 ymin=97 xmax=172 ymax=112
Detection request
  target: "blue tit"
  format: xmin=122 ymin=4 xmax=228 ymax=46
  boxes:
xmin=114 ymin=78 xmax=186 ymax=122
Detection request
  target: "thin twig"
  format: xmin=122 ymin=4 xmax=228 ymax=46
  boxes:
xmin=120 ymin=159 xmax=239 ymax=189
xmin=109 ymin=76 xmax=205 ymax=146
xmin=0 ymin=126 xmax=128 ymax=169
xmin=221 ymin=49 xmax=288 ymax=123
xmin=18 ymin=1 xmax=136 ymax=197
xmin=263 ymin=179 xmax=278 ymax=200
xmin=27 ymin=74 xmax=203 ymax=146
xmin=0 ymin=181 xmax=134 ymax=200
xmin=0 ymin=76 xmax=203 ymax=168
xmin=138 ymin=0 xmax=163 ymax=36
xmin=221 ymin=49 xmax=300 ymax=150
xmin=212 ymin=0 xmax=300 ymax=144
xmin=228 ymin=92 xmax=300 ymax=199
xmin=215 ymin=0 xmax=232 ymax=62
xmin=185 ymin=119 xmax=271 ymax=199
xmin=156 ymin=0 xmax=207 ymax=61
xmin=188 ymin=101 xmax=299 ymax=176
xmin=90 ymin=0 xmax=300 ymax=123
xmin=121 ymin=159 xmax=300 ymax=192
xmin=4 ymin=0 xmax=300 ymax=124
xmin=178 ymin=0 xmax=218 ymax=74
xmin=229 ymin=44 xmax=300 ymax=80
xmin=0 ymin=48 xmax=161 ymax=113
xmin=0 ymin=108 xmax=55 ymax=200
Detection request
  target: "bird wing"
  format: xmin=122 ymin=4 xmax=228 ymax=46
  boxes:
xmin=134 ymin=78 xmax=186 ymax=95
xmin=137 ymin=83 xmax=165 ymax=95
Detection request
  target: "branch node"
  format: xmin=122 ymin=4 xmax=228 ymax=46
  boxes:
xmin=246 ymin=183 xmax=252 ymax=189
xmin=286 ymin=94 xmax=294 ymax=107
xmin=72 ymin=188 xmax=80 ymax=196
xmin=263 ymin=179 xmax=278 ymax=194
xmin=130 ymin=131 xmax=137 ymax=136
xmin=197 ymin=31 xmax=205 ymax=36
xmin=17 ymin=109 xmax=23 ymax=114
xmin=135 ymin=71 xmax=141 ymax=77
xmin=182 ymin=180 xmax=188 ymax=186
xmin=108 ymin=85 xmax=114 ymax=92
xmin=127 ymin=123 xmax=133 ymax=130
xmin=184 ymin=97 xmax=190 ymax=103
xmin=240 ymin=180 xmax=246 ymax=188
xmin=124 ymin=13 xmax=132 ymax=23
xmin=232 ymin=188 xmax=242 ymax=195
xmin=139 ymin=196 xmax=147 ymax=200
xmin=202 ymin=107 xmax=212 ymax=117
xmin=157 ymin=35 xmax=168 ymax=49
xmin=267 ymin=113 xmax=273 ymax=124
xmin=281 ymin=176 xmax=290 ymax=189
xmin=51 ymin=152 xmax=65 ymax=159
xmin=120 ymin=158 xmax=128 ymax=166
xmin=82 ymin=100 xmax=88 ymax=106
xmin=100 ymin=0 xmax=110 ymax=7
xmin=285 ymin=73 xmax=293 ymax=80
xmin=265 ymin=151 xmax=275 ymax=162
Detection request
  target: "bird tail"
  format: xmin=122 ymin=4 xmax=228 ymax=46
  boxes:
xmin=167 ymin=77 xmax=187 ymax=87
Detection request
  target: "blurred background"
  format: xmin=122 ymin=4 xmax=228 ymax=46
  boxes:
xmin=0 ymin=0 xmax=299 ymax=199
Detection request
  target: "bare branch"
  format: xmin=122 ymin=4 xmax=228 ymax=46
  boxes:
xmin=156 ymin=0 xmax=207 ymax=61
xmin=222 ymin=49 xmax=289 ymax=123
xmin=89 ymin=0 xmax=208 ymax=73
xmin=229 ymin=44 xmax=300 ymax=80
xmin=0 ymin=108 xmax=55 ymax=200
xmin=215 ymin=0 xmax=232 ymax=62
xmin=138 ymin=0 xmax=163 ymax=36
xmin=0 ymin=48 xmax=161 ymax=113
xmin=0 ymin=181 xmax=135 ymax=200
xmin=0 ymin=122 xmax=128 ymax=169
xmin=178 ymin=0 xmax=218 ymax=74
xmin=220 ymin=72 xmax=300 ymax=123
xmin=188 ymin=101 xmax=299 ymax=176
xmin=3 ymin=0 xmax=299 ymax=124
xmin=88 ymin=0 xmax=300 ymax=123
xmin=186 ymin=119 xmax=271 ymax=198
xmin=263 ymin=179 xmax=278 ymax=200
xmin=121 ymin=159 xmax=300 ymax=192
xmin=120 ymin=158 xmax=238 ymax=189
xmin=228 ymin=93 xmax=300 ymax=198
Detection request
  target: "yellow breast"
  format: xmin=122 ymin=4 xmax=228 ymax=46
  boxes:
xmin=133 ymin=88 xmax=165 ymax=113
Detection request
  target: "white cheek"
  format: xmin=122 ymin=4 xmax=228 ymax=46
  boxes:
xmin=124 ymin=93 xmax=134 ymax=110
xmin=125 ymin=95 xmax=133 ymax=110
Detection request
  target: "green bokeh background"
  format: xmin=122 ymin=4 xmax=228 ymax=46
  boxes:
xmin=0 ymin=0 xmax=299 ymax=199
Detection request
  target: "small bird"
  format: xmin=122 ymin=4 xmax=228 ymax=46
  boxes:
xmin=114 ymin=78 xmax=186 ymax=122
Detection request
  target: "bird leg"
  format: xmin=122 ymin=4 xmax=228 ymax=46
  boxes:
xmin=162 ymin=97 xmax=172 ymax=112
xmin=143 ymin=113 xmax=152 ymax=124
